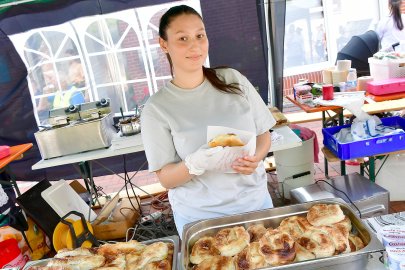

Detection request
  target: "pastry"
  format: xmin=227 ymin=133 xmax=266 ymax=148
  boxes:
xmin=208 ymin=133 xmax=244 ymax=148
xmin=234 ymin=242 xmax=267 ymax=270
xmin=126 ymin=242 xmax=169 ymax=270
xmin=47 ymin=255 xmax=105 ymax=270
xmin=306 ymin=204 xmax=345 ymax=227
xmin=193 ymin=255 xmax=235 ymax=270
xmin=348 ymin=234 xmax=364 ymax=252
xmin=246 ymin=224 xmax=267 ymax=243
xmin=190 ymin=236 xmax=220 ymax=264
xmin=278 ymin=216 xmax=313 ymax=241
xmin=297 ymin=229 xmax=335 ymax=258
xmin=258 ymin=229 xmax=296 ymax=266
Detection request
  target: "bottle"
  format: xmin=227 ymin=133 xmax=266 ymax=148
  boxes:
xmin=346 ymin=68 xmax=357 ymax=91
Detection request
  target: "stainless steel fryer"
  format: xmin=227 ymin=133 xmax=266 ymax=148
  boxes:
xmin=181 ymin=198 xmax=384 ymax=270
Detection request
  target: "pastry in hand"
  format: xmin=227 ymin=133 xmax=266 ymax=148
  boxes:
xmin=208 ymin=133 xmax=245 ymax=148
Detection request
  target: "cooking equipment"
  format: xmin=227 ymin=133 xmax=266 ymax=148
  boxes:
xmin=290 ymin=173 xmax=389 ymax=218
xmin=34 ymin=99 xmax=116 ymax=159
xmin=118 ymin=116 xmax=140 ymax=136
xmin=181 ymin=198 xmax=384 ymax=270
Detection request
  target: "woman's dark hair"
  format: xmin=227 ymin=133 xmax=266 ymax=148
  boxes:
xmin=390 ymin=0 xmax=404 ymax=31
xmin=159 ymin=5 xmax=241 ymax=95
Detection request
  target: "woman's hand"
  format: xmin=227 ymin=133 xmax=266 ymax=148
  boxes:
xmin=232 ymin=155 xmax=261 ymax=175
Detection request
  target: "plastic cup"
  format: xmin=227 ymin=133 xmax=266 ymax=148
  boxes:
xmin=322 ymin=84 xmax=334 ymax=100
xmin=0 ymin=238 xmax=28 ymax=269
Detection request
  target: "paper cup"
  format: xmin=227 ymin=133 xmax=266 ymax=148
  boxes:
xmin=322 ymin=69 xmax=333 ymax=84
xmin=332 ymin=70 xmax=348 ymax=85
xmin=336 ymin=60 xmax=351 ymax=71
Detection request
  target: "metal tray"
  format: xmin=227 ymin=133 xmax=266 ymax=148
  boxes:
xmin=23 ymin=235 xmax=179 ymax=270
xmin=181 ymin=198 xmax=384 ymax=270
xmin=142 ymin=235 xmax=180 ymax=270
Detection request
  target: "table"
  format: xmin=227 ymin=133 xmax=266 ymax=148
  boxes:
xmin=285 ymin=96 xmax=405 ymax=124
xmin=286 ymin=95 xmax=405 ymax=179
xmin=32 ymin=125 xmax=300 ymax=198
xmin=32 ymin=133 xmax=144 ymax=202
xmin=0 ymin=143 xmax=33 ymax=196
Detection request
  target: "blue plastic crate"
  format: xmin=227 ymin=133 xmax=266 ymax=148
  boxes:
xmin=322 ymin=116 xmax=405 ymax=160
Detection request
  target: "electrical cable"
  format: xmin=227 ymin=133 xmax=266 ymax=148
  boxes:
xmin=122 ymin=155 xmax=142 ymax=215
xmin=119 ymin=155 xmax=177 ymax=241
xmin=315 ymin=179 xmax=362 ymax=218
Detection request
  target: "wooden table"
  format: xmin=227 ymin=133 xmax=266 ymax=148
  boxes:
xmin=0 ymin=143 xmax=33 ymax=196
xmin=285 ymin=95 xmax=344 ymax=127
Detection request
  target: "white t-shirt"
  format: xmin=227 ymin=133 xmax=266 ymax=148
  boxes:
xmin=375 ymin=14 xmax=405 ymax=49
xmin=140 ymin=68 xmax=276 ymax=222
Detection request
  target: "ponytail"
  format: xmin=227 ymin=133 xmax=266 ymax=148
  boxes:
xmin=203 ymin=67 xmax=242 ymax=95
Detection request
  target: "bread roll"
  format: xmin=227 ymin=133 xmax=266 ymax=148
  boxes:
xmin=190 ymin=236 xmax=220 ymax=265
xmin=278 ymin=216 xmax=313 ymax=241
xmin=348 ymin=234 xmax=364 ymax=252
xmin=246 ymin=224 xmax=267 ymax=243
xmin=297 ymin=229 xmax=335 ymax=258
xmin=208 ymin=133 xmax=244 ymax=148
xmin=234 ymin=242 xmax=267 ymax=270
xmin=194 ymin=255 xmax=235 ymax=270
xmin=214 ymin=226 xmax=250 ymax=257
xmin=306 ymin=204 xmax=345 ymax=227
xmin=258 ymin=229 xmax=296 ymax=266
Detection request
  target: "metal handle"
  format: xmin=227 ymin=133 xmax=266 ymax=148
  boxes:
xmin=284 ymin=171 xmax=311 ymax=181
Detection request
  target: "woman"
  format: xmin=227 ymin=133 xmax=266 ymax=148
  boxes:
xmin=141 ymin=5 xmax=276 ymax=237
xmin=375 ymin=0 xmax=405 ymax=50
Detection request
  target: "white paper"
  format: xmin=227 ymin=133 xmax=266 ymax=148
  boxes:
xmin=313 ymin=91 xmax=371 ymax=121
xmin=206 ymin=126 xmax=256 ymax=173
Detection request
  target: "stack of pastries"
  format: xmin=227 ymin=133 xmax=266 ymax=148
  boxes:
xmin=27 ymin=240 xmax=174 ymax=270
xmin=189 ymin=204 xmax=365 ymax=270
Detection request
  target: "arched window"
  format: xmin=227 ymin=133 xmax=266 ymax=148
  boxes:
xmin=10 ymin=0 xmax=201 ymax=126
xmin=20 ymin=28 xmax=88 ymax=124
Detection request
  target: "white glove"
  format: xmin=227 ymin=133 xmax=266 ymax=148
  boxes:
xmin=185 ymin=146 xmax=224 ymax=175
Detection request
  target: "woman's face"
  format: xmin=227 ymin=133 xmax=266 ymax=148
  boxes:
xmin=160 ymin=14 xmax=209 ymax=75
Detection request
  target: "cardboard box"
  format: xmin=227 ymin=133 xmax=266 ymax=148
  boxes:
xmin=92 ymin=197 xmax=140 ymax=240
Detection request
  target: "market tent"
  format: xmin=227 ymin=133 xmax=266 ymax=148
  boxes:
xmin=0 ymin=0 xmax=276 ymax=181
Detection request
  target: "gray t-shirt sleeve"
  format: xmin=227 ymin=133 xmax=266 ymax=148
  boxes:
xmin=140 ymin=104 xmax=181 ymax=172
xmin=238 ymin=72 xmax=276 ymax=135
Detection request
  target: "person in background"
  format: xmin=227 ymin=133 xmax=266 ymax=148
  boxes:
xmin=374 ymin=0 xmax=405 ymax=50
xmin=140 ymin=5 xmax=276 ymax=237
xmin=315 ymin=24 xmax=327 ymax=61
xmin=38 ymin=69 xmax=85 ymax=112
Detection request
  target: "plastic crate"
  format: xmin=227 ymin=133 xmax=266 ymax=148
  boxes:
xmin=366 ymin=78 xmax=405 ymax=95
xmin=368 ymin=57 xmax=405 ymax=81
xmin=323 ymin=116 xmax=405 ymax=160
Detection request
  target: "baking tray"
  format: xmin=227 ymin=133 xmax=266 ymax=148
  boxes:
xmin=23 ymin=235 xmax=179 ymax=270
xmin=181 ymin=198 xmax=384 ymax=270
